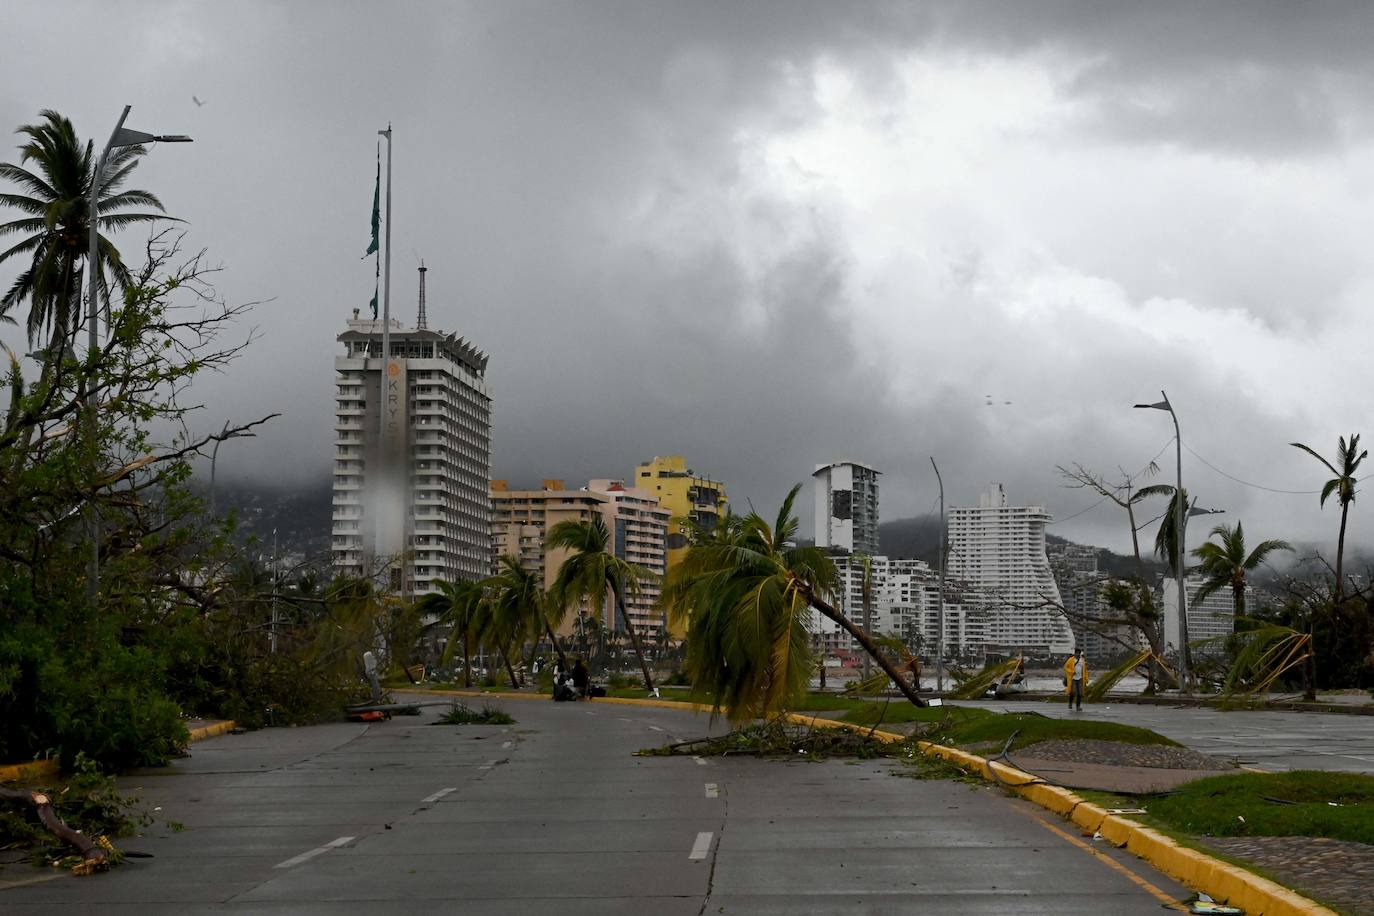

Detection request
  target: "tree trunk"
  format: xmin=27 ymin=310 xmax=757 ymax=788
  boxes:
xmin=462 ymin=631 xmax=472 ymax=688
xmin=806 ymin=590 xmax=926 ymax=708
xmin=0 ymin=787 xmax=109 ymax=874
xmin=1336 ymin=500 xmax=1350 ymax=603
xmin=545 ymin=620 xmax=568 ymax=668
xmin=502 ymin=644 xmax=520 ymax=688
xmin=611 ymin=580 xmax=655 ymax=691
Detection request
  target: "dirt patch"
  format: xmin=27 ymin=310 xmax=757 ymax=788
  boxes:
xmin=1015 ymin=738 xmax=1230 ymax=770
xmin=1202 ymin=836 xmax=1374 ymax=916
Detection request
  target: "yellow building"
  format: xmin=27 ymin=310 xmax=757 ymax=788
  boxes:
xmin=632 ymin=456 xmax=729 ymax=637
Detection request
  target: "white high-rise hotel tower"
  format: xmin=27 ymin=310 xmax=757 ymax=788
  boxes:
xmin=813 ymin=461 xmax=881 ymax=555
xmin=332 ymin=267 xmax=492 ymax=594
xmin=948 ymin=484 xmax=1074 ymax=656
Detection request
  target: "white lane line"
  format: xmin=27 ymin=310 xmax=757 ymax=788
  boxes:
xmin=274 ymin=836 xmax=354 ymax=869
xmin=689 ymin=831 xmax=713 ymax=860
xmin=617 ymin=716 xmax=632 ymax=722
xmin=693 ymin=756 xmax=708 ymax=766
xmin=502 ymin=740 xmax=513 ymax=749
xmin=420 ymin=787 xmax=457 ymax=804
xmin=648 ymin=725 xmax=664 ymax=732
xmin=704 ymin=783 xmax=719 ymax=798
xmin=478 ymin=759 xmax=498 ymax=770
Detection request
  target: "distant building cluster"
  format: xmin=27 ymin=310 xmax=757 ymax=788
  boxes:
xmin=328 ymin=293 xmax=1224 ymax=664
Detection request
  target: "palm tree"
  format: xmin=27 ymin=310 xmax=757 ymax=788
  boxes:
xmin=547 ymin=516 xmax=656 ymax=692
xmin=1291 ymin=434 xmax=1367 ymax=602
xmin=489 ymin=554 xmax=566 ymax=671
xmin=1192 ymin=522 xmax=1292 ymax=620
xmin=661 ymin=484 xmax=925 ymax=722
xmin=419 ymin=579 xmax=485 ymax=687
xmin=0 ymin=110 xmax=170 ymax=347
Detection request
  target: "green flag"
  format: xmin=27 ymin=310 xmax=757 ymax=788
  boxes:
xmin=363 ymin=146 xmax=380 ymax=258
xmin=369 ymin=280 xmax=378 ymax=320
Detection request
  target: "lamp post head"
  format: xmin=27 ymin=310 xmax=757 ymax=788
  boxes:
xmin=1134 ymin=401 xmax=1170 ymax=411
xmin=110 ymin=127 xmax=194 ymax=148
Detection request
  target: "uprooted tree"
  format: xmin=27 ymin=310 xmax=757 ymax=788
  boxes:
xmin=0 ymin=233 xmax=277 ymax=769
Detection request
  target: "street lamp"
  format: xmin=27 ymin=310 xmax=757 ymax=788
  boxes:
xmin=84 ymin=106 xmax=192 ymax=600
xmin=1133 ymin=390 xmax=1189 ymax=692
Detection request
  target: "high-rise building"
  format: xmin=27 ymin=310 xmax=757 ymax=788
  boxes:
xmin=813 ymin=555 xmax=985 ymax=661
xmin=813 ymin=461 xmax=880 ymax=555
xmin=1160 ymin=576 xmax=1243 ymax=659
xmin=947 ymin=484 xmax=1074 ymax=656
xmin=332 ymin=301 xmax=491 ymax=595
xmin=490 ymin=480 xmax=606 ymax=637
xmin=588 ymin=480 xmax=670 ymax=640
xmin=633 ymin=455 xmax=728 ymax=637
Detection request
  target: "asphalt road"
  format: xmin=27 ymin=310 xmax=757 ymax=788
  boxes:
xmin=2 ymin=696 xmax=1195 ymax=914
xmin=958 ymin=697 xmax=1374 ymax=773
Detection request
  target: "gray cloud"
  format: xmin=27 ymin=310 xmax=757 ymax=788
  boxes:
xmin=3 ymin=0 xmax=1372 ymax=559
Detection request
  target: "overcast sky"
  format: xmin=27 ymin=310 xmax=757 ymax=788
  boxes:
xmin=4 ymin=1 xmax=1373 ymax=556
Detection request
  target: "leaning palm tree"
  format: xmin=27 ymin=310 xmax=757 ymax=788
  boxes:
xmin=547 ymin=516 xmax=656 ymax=692
xmin=0 ymin=110 xmax=171 ymax=347
xmin=419 ymin=578 xmax=486 ymax=687
xmin=1291 ymin=434 xmax=1367 ymax=602
xmin=489 ymin=554 xmax=566 ymax=671
xmin=661 ymin=484 xmax=925 ymax=723
xmin=1192 ymin=522 xmax=1292 ymax=620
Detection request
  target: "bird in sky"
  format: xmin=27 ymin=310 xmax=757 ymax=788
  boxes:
xmin=192 ymin=96 xmax=206 ymax=107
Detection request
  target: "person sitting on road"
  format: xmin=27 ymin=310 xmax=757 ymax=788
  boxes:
xmin=571 ymin=658 xmax=590 ymax=699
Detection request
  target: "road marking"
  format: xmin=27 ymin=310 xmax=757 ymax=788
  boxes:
xmin=693 ymin=756 xmax=708 ymax=766
xmin=689 ymin=831 xmax=713 ymax=860
xmin=704 ymin=783 xmax=719 ymax=798
xmin=617 ymin=716 xmax=632 ymax=722
xmin=274 ymin=836 xmax=354 ymax=869
xmin=1011 ymin=806 xmax=1186 ymax=911
xmin=479 ymin=759 xmax=498 ymax=770
xmin=421 ymin=787 xmax=457 ymax=803
xmin=648 ymin=725 xmax=664 ymax=732
xmin=502 ymin=740 xmax=513 ymax=749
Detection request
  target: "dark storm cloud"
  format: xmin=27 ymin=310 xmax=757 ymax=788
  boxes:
xmin=3 ymin=0 xmax=1372 ymax=555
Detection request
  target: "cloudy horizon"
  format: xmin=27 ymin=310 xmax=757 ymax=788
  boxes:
xmin=4 ymin=1 xmax=1372 ymax=559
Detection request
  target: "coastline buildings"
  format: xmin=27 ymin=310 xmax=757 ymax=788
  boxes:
xmin=490 ymin=478 xmax=670 ymax=643
xmin=1047 ymin=542 xmax=1141 ymax=661
xmin=813 ymin=461 xmax=881 ymax=556
xmin=947 ymin=484 xmax=1074 ymax=657
xmin=588 ymin=480 xmax=670 ymax=640
xmin=331 ymin=304 xmax=492 ymax=595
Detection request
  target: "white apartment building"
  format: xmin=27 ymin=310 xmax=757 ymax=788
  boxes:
xmin=816 ymin=556 xmax=986 ymax=659
xmin=947 ymin=484 xmax=1074 ymax=657
xmin=587 ymin=480 xmax=671 ymax=641
xmin=1159 ymin=576 xmax=1245 ymax=659
xmin=813 ymin=461 xmax=880 ymax=555
xmin=332 ymin=309 xmax=492 ymax=595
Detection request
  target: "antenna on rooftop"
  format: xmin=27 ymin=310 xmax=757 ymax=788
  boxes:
xmin=416 ymin=260 xmax=428 ymax=330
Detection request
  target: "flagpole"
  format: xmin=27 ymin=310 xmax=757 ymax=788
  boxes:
xmin=376 ymin=125 xmax=393 ymax=567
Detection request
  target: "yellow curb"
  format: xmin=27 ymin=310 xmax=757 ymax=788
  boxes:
xmin=0 ymin=759 xmax=58 ymax=784
xmin=187 ymin=721 xmax=236 ymax=742
xmin=1070 ymin=801 xmax=1110 ymax=834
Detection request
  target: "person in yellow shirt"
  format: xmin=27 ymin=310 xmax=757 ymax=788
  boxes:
xmin=1063 ymin=647 xmax=1088 ymax=711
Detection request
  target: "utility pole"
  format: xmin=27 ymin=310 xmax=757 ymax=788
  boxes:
xmin=930 ymin=458 xmax=946 ymax=695
xmin=270 ymin=527 xmax=279 ymax=654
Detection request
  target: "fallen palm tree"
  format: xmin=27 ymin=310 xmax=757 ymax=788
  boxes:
xmin=1222 ymin=625 xmax=1312 ymax=696
xmin=1083 ymin=649 xmax=1176 ymax=702
xmin=947 ymin=658 xmax=1023 ymax=700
